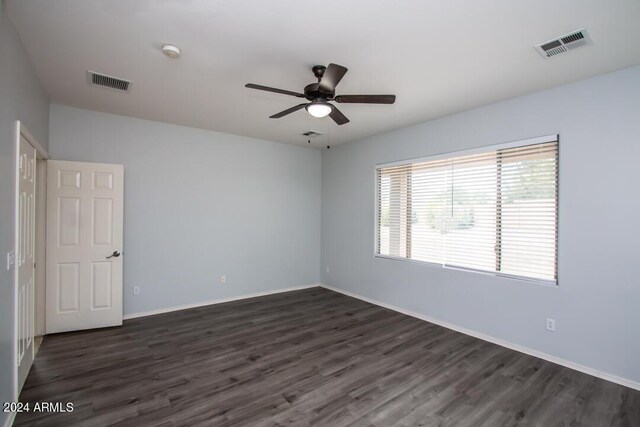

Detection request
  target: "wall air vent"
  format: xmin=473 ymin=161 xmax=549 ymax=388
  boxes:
xmin=535 ymin=28 xmax=592 ymax=58
xmin=302 ymin=130 xmax=323 ymax=137
xmin=88 ymin=71 xmax=131 ymax=92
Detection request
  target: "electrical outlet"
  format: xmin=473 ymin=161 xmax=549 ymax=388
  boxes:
xmin=326 ymin=266 xmax=330 ymax=273
xmin=6 ymin=251 xmax=15 ymax=271
xmin=546 ymin=318 xmax=556 ymax=332
xmin=133 ymin=286 xmax=141 ymax=296
xmin=220 ymin=275 xmax=226 ymax=284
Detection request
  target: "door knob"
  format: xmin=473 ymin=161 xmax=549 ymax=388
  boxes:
xmin=106 ymin=250 xmax=121 ymax=259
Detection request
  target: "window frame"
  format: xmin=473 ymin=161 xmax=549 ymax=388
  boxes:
xmin=374 ymin=134 xmax=559 ymax=286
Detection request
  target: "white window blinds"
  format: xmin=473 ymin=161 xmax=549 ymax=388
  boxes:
xmin=376 ymin=138 xmax=558 ymax=283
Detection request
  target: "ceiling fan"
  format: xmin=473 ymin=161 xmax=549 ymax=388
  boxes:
xmin=245 ymin=63 xmax=396 ymax=125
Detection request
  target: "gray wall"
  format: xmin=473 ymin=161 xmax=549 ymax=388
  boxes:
xmin=0 ymin=0 xmax=49 ymax=423
xmin=321 ymin=65 xmax=640 ymax=384
xmin=49 ymin=105 xmax=321 ymax=316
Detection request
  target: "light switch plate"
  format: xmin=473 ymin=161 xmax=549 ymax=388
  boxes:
xmin=7 ymin=251 xmax=15 ymax=271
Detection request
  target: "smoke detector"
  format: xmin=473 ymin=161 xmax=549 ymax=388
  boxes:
xmin=535 ymin=28 xmax=592 ymax=58
xmin=162 ymin=44 xmax=181 ymax=59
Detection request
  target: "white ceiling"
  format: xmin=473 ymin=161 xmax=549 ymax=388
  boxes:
xmin=7 ymin=0 xmax=640 ymax=147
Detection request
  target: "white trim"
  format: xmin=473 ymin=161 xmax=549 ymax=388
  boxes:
xmin=12 ymin=122 xmax=47 ymax=412
xmin=17 ymin=121 xmax=48 ymax=159
xmin=12 ymin=124 xmax=20 ymax=410
xmin=123 ymin=284 xmax=320 ymax=320
xmin=34 ymin=159 xmax=47 ymax=337
xmin=376 ymin=133 xmax=558 ymax=168
xmin=373 ymin=254 xmax=558 ymax=288
xmin=318 ymin=283 xmax=640 ymax=392
xmin=3 ymin=411 xmax=16 ymax=427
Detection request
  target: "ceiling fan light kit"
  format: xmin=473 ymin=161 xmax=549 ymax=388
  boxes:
xmin=306 ymin=101 xmax=332 ymax=118
xmin=245 ymin=63 xmax=396 ymax=125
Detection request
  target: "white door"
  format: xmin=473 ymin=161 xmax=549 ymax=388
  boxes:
xmin=46 ymin=160 xmax=124 ymax=334
xmin=17 ymin=136 xmax=36 ymax=391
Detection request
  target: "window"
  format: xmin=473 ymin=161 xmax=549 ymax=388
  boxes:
xmin=376 ymin=136 xmax=558 ymax=284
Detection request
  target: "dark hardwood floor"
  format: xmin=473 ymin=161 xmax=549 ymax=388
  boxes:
xmin=16 ymin=287 xmax=640 ymax=426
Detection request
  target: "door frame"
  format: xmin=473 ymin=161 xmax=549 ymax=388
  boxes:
xmin=34 ymin=156 xmax=47 ymax=340
xmin=13 ymin=121 xmax=48 ymax=402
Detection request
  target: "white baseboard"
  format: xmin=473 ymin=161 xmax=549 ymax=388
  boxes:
xmin=120 ymin=282 xmax=639 ymax=391
xmin=3 ymin=411 xmax=16 ymax=427
xmin=123 ymin=284 xmax=319 ymax=320
xmin=318 ymin=283 xmax=640 ymax=392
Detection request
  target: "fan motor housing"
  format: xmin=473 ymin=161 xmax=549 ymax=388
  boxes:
xmin=304 ymin=83 xmax=334 ymax=101
xmin=304 ymin=65 xmax=334 ymax=100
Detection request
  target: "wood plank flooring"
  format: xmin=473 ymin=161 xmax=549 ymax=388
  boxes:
xmin=16 ymin=287 xmax=640 ymax=426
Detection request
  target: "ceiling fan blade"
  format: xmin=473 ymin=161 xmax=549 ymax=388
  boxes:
xmin=319 ymin=63 xmax=348 ymax=93
xmin=334 ymin=94 xmax=396 ymax=104
xmin=269 ymin=103 xmax=308 ymax=119
xmin=245 ymin=83 xmax=305 ymax=98
xmin=329 ymin=104 xmax=350 ymax=125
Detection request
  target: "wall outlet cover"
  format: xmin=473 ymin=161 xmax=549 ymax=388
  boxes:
xmin=546 ymin=318 xmax=556 ymax=332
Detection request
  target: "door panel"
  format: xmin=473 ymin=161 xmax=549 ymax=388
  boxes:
xmin=92 ymin=198 xmax=113 ymax=245
xmin=17 ymin=135 xmax=36 ymax=392
xmin=46 ymin=160 xmax=124 ymax=334
xmin=91 ymin=262 xmax=112 ymax=309
xmin=58 ymin=197 xmax=80 ymax=246
xmin=57 ymin=263 xmax=79 ymax=312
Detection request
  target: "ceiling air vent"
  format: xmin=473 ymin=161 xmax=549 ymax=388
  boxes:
xmin=302 ymin=130 xmax=323 ymax=137
xmin=88 ymin=71 xmax=131 ymax=92
xmin=535 ymin=28 xmax=592 ymax=58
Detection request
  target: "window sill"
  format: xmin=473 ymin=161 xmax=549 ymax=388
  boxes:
xmin=373 ymin=254 xmax=558 ymax=287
